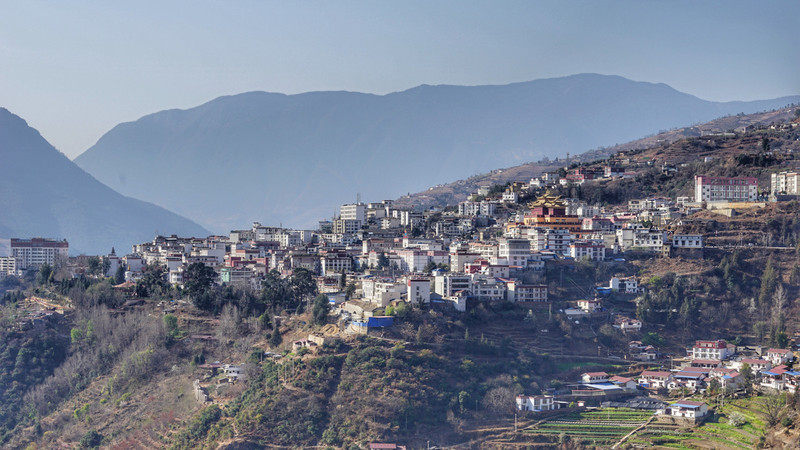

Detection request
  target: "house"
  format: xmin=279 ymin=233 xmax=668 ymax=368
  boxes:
xmin=690 ymin=340 xmax=734 ymax=360
xmin=709 ymin=368 xmax=743 ymax=393
xmin=690 ymin=359 xmax=722 ymax=368
xmin=609 ymin=276 xmax=639 ymax=294
xmin=577 ymin=299 xmax=602 ymax=313
xmin=761 ymin=365 xmax=789 ymax=391
xmin=516 ymin=394 xmax=559 ymax=412
xmin=638 ymin=370 xmax=672 ymax=389
xmin=222 ymin=364 xmax=245 ymax=382
xmin=765 ymin=348 xmax=793 ymax=366
xmin=659 ymin=400 xmax=709 ymax=419
xmin=619 ymin=319 xmax=642 ymax=333
xmin=733 ymin=358 xmax=772 ymax=374
xmin=609 ymin=375 xmax=638 ymax=391
xmin=581 ymin=372 xmax=609 ymax=384
xmin=669 ymin=370 xmax=707 ymax=391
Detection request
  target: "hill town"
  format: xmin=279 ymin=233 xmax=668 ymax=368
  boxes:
xmin=2 ymin=110 xmax=800 ymax=448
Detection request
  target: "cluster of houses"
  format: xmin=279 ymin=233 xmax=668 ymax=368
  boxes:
xmin=517 ymin=338 xmax=797 ymax=424
xmin=636 ymin=339 xmax=797 ymax=395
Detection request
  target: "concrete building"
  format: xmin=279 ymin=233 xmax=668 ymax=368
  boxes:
xmin=11 ymin=238 xmax=69 ymax=270
xmin=694 ymin=176 xmax=758 ymax=203
xmin=498 ymin=238 xmax=531 ymax=267
xmin=771 ymin=171 xmax=800 ymax=195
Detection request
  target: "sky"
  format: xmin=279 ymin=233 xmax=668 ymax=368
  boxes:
xmin=1 ymin=0 xmax=798 ymax=159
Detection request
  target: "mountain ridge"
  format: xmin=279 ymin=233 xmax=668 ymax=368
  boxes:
xmin=74 ymin=74 xmax=800 ymax=231
xmin=0 ymin=108 xmax=209 ymax=255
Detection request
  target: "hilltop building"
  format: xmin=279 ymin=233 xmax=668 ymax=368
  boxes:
xmin=11 ymin=238 xmax=69 ymax=269
xmin=694 ymin=176 xmax=758 ymax=203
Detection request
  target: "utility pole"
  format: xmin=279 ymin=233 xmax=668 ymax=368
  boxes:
xmin=514 ymin=413 xmax=517 ymax=432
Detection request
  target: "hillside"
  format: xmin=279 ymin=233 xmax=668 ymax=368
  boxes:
xmin=74 ymin=74 xmax=800 ymax=232
xmin=0 ymin=108 xmax=209 ymax=255
xmin=395 ymin=106 xmax=800 ymax=211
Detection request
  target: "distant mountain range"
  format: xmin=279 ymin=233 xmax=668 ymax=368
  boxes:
xmin=0 ymin=108 xmax=209 ymax=255
xmin=73 ymin=73 xmax=800 ymax=232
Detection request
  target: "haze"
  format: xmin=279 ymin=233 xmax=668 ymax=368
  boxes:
xmin=1 ymin=0 xmax=798 ymax=159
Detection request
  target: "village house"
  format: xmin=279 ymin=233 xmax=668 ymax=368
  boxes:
xmin=690 ymin=340 xmax=734 ymax=360
xmin=638 ymin=370 xmax=672 ymax=389
xmin=581 ymin=372 xmax=609 ymax=384
xmin=764 ymin=348 xmax=793 ymax=366
xmin=658 ymin=400 xmax=709 ymax=420
xmin=516 ymin=394 xmax=559 ymax=412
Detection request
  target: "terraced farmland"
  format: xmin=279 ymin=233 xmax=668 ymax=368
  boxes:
xmin=527 ymin=409 xmax=654 ymax=446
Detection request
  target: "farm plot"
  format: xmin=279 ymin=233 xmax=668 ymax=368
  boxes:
xmin=528 ymin=408 xmax=653 ymax=446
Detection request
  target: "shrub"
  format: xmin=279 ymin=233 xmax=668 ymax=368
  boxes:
xmin=728 ymin=411 xmax=746 ymax=427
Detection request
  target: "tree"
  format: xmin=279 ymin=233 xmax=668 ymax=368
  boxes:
xmin=740 ymin=363 xmax=754 ymax=396
xmin=760 ymin=395 xmax=786 ymax=427
xmin=114 ymin=265 xmax=126 ymax=285
xmin=184 ymin=263 xmax=217 ymax=301
xmin=377 ymin=253 xmax=390 ymax=269
xmin=270 ymin=323 xmax=282 ymax=348
xmin=339 ymin=270 xmax=347 ymax=291
xmin=163 ymin=314 xmax=179 ymax=340
xmin=344 ymin=282 xmax=356 ymax=301
xmin=312 ymin=294 xmax=330 ymax=326
xmin=36 ymin=264 xmax=53 ymax=285
xmin=87 ymin=257 xmax=102 ymax=277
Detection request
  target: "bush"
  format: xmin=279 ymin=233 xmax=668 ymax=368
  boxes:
xmin=728 ymin=411 xmax=746 ymax=427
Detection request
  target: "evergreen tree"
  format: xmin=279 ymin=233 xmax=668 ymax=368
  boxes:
xmin=270 ymin=324 xmax=282 ymax=348
xmin=312 ymin=294 xmax=330 ymax=326
xmin=114 ymin=265 xmax=126 ymax=285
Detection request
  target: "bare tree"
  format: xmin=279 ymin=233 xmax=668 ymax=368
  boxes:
xmin=217 ymin=303 xmax=242 ymax=339
xmin=760 ymin=395 xmax=786 ymax=427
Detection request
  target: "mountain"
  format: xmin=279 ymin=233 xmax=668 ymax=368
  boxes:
xmin=0 ymin=108 xmax=209 ymax=255
xmin=392 ymin=106 xmax=800 ymax=211
xmin=74 ymin=74 xmax=800 ymax=231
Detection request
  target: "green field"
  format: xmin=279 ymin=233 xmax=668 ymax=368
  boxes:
xmin=526 ymin=398 xmax=769 ymax=449
xmin=528 ymin=408 xmax=653 ymax=446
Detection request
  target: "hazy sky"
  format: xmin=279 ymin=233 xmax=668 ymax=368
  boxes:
xmin=1 ymin=1 xmax=798 ymax=159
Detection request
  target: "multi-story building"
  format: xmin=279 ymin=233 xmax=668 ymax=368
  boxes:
xmin=694 ymin=176 xmax=758 ymax=203
xmin=569 ymin=240 xmax=606 ymax=261
xmin=0 ymin=256 xmax=16 ymax=276
xmin=458 ymin=200 xmax=497 ymax=217
xmin=506 ymin=281 xmax=548 ymax=302
xmin=771 ymin=171 xmax=800 ymax=195
xmin=407 ymin=277 xmax=430 ymax=305
xmin=498 ymin=238 xmax=531 ymax=268
xmin=340 ymin=203 xmax=366 ymax=224
xmin=433 ymin=274 xmax=472 ymax=297
xmin=11 ymin=238 xmax=69 ymax=270
xmin=690 ymin=340 xmax=734 ymax=360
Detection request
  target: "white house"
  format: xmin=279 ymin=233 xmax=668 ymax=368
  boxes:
xmin=581 ymin=372 xmax=609 ymax=384
xmin=638 ymin=370 xmax=672 ymax=389
xmin=765 ymin=348 xmax=793 ymax=366
xmin=577 ymin=299 xmax=602 ymax=313
xmin=659 ymin=400 xmax=709 ymax=419
xmin=516 ymin=395 xmax=558 ymax=412
xmin=690 ymin=340 xmax=734 ymax=360
xmin=609 ymin=276 xmax=639 ymax=294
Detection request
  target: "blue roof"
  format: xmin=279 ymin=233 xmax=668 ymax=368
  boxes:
xmin=672 ymin=402 xmax=704 ymax=409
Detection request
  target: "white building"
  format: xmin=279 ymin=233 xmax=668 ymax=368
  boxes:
xmin=690 ymin=340 xmax=734 ymax=360
xmin=433 ymin=274 xmax=472 ymax=297
xmin=569 ymin=240 xmax=606 ymax=261
xmin=406 ymin=277 xmax=431 ymax=305
xmin=771 ymin=171 xmax=800 ymax=195
xmin=671 ymin=234 xmax=703 ymax=249
xmin=458 ymin=200 xmax=497 ymax=217
xmin=659 ymin=401 xmax=709 ymax=419
xmin=11 ymin=238 xmax=69 ymax=270
xmin=506 ymin=281 xmax=548 ymax=302
xmin=340 ymin=203 xmax=366 ymax=224
xmin=695 ymin=176 xmax=758 ymax=203
xmin=609 ymin=277 xmax=639 ymax=294
xmin=498 ymin=238 xmax=531 ymax=268
xmin=516 ymin=395 xmax=558 ymax=412
xmin=0 ymin=256 xmax=17 ymax=276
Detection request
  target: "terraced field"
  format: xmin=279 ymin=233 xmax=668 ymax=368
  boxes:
xmin=527 ymin=409 xmax=654 ymax=446
xmin=626 ymin=397 xmax=768 ymax=449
